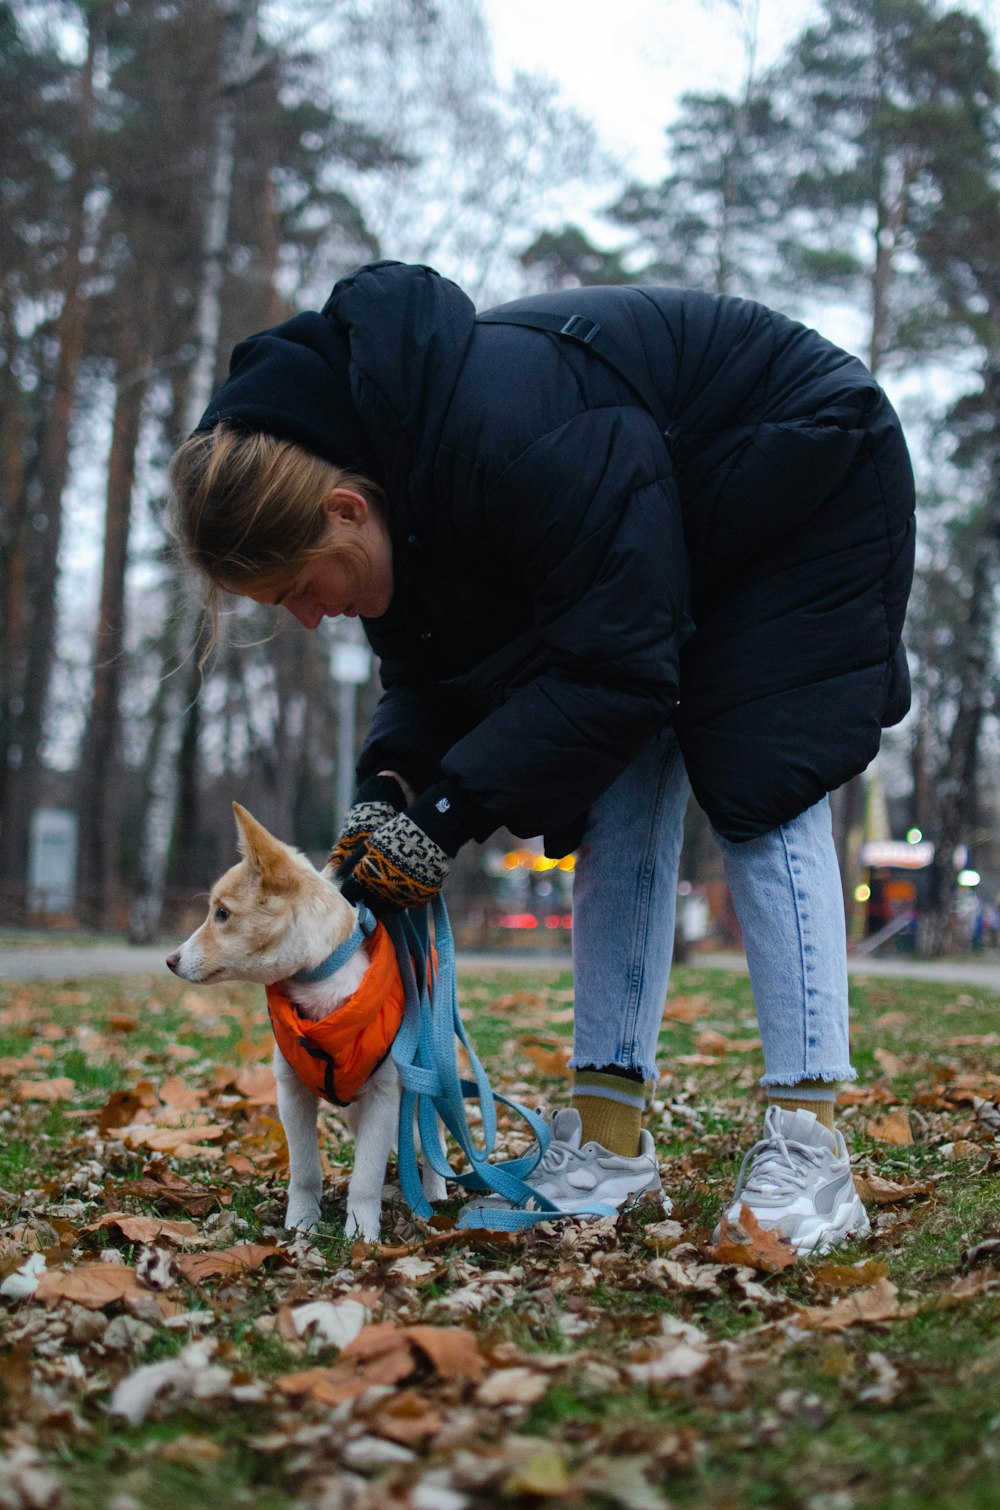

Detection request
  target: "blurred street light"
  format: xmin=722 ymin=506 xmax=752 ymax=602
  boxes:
xmin=330 ymin=627 xmax=371 ymax=836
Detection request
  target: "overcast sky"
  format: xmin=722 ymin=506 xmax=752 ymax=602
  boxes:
xmin=483 ymin=0 xmax=1000 ymax=181
xmin=482 ymin=0 xmax=823 ymax=179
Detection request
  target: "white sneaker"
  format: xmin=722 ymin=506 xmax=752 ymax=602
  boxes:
xmin=713 ymin=1105 xmax=871 ymax=1256
xmin=460 ymin=1108 xmax=668 ymax=1223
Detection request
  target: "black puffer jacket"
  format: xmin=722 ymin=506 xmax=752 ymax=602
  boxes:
xmin=197 ymin=260 xmax=915 ymax=850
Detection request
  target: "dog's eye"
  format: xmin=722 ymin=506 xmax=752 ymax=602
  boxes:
xmin=214 ymin=905 xmax=231 ymax=922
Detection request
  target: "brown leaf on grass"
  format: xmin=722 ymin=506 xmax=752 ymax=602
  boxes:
xmin=709 ymin=1205 xmax=796 ymax=1273
xmin=516 ymin=1034 xmax=572 ymax=1075
xmin=924 ymin=1270 xmax=999 ymax=1309
xmin=175 ymin=1243 xmax=288 ymax=1284
xmin=85 ymin=1212 xmax=200 ymax=1247
xmin=97 ymin=1089 xmax=151 ymax=1132
xmin=401 ymin=1324 xmax=486 ymax=1382
xmin=366 ymin=1388 xmax=444 ymax=1445
xmin=807 ymin=1260 xmax=890 ymax=1292
xmin=695 ymin=1029 xmax=762 ymax=1055
xmin=106 ymin=1013 xmax=138 ymax=1033
xmin=866 ymin=1110 xmax=914 ymax=1145
xmin=156 ymin=1075 xmax=206 ymax=1110
xmin=662 ymin=994 xmax=711 ymax=1023
xmin=795 ymin=1276 xmax=906 ymax=1330
xmin=14 ymin=1077 xmax=76 ymax=1102
xmin=944 ymin=1140 xmax=985 ymax=1161
xmin=111 ymin=1162 xmax=229 ymax=1215
xmin=477 ymin=1366 xmax=549 ymax=1405
xmin=34 ymin=1263 xmax=170 ymax=1313
xmin=121 ymin=1123 xmax=227 ymax=1157
xmin=359 ymin=1229 xmax=470 ymax=1261
xmin=874 ymin=1048 xmax=908 ymax=1077
xmin=492 ymin=991 xmax=549 ymax=1015
xmin=276 ymin=1322 xmax=484 ymax=1406
xmin=854 ymin=1172 xmax=933 ymax=1205
xmin=232 ymin=1063 xmax=278 ymax=1104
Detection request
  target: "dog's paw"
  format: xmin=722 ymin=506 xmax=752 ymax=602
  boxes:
xmin=421 ymin=1166 xmax=448 ymax=1203
xmin=345 ymin=1200 xmax=381 ymax=1243
xmin=284 ymin=1190 xmax=322 ymax=1232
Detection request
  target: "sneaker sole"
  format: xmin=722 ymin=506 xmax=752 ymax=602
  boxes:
xmin=462 ymin=1176 xmax=670 ymax=1222
xmin=712 ymin=1195 xmax=871 ymax=1256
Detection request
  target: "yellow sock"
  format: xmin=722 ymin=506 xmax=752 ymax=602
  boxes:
xmin=769 ymin=1080 xmax=837 ymax=1132
xmin=571 ymin=1068 xmax=645 ymax=1156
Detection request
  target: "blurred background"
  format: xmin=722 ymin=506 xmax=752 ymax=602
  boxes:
xmin=2 ymin=0 xmax=999 ymax=957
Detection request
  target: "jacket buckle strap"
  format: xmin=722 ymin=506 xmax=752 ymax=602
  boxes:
xmin=560 ymin=314 xmax=600 ymax=344
xmin=300 ymin=1036 xmax=342 ymax=1104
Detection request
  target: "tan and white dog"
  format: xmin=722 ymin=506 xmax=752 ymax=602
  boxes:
xmin=166 ymin=804 xmax=447 ymax=1240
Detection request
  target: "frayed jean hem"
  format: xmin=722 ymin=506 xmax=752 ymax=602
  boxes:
xmin=567 ymin=1053 xmax=659 ymax=1084
xmin=759 ymin=1065 xmax=858 ymax=1088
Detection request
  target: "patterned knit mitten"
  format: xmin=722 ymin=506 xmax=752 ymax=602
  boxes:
xmin=340 ymin=812 xmax=450 ymax=911
xmin=328 ymin=773 xmax=408 ymax=879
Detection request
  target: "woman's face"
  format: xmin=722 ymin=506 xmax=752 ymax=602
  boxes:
xmin=245 ymin=488 xmax=394 ymax=629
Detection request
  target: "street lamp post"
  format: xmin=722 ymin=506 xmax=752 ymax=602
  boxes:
xmin=330 ymin=630 xmax=371 ymax=837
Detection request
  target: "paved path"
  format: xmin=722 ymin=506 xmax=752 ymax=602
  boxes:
xmin=4 ymin=942 xmax=1000 ymax=988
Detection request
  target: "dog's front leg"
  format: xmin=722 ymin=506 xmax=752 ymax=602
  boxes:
xmin=417 ymin=1107 xmax=449 ymax=1203
xmin=273 ymin=1044 xmax=323 ymax=1232
xmin=344 ymin=1060 xmax=400 ymax=1242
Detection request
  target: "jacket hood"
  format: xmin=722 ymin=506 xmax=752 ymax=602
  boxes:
xmin=194 ymin=260 xmax=477 ymax=509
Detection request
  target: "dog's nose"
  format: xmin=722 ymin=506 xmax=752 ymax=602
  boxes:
xmin=165 ymin=951 xmax=180 ymax=973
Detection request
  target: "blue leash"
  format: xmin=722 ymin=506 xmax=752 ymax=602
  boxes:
xmin=386 ymin=896 xmax=617 ymax=1231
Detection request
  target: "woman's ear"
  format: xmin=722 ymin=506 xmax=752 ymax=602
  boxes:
xmin=322 ymin=487 xmax=369 ymax=528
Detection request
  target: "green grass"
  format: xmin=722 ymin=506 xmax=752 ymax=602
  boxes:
xmin=1 ymin=963 xmax=998 ymax=1507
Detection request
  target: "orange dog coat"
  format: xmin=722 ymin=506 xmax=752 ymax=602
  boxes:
xmin=265 ymin=920 xmax=406 ymax=1105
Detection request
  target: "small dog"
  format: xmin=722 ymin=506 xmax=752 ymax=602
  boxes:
xmin=166 ymin=803 xmax=447 ymax=1240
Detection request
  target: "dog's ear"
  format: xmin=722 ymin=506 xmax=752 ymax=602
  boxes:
xmin=232 ymin=802 xmax=294 ymax=887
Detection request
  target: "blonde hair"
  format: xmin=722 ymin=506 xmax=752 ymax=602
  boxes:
xmin=168 ymin=423 xmax=385 ymax=650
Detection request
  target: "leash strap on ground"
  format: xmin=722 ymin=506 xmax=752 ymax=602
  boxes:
xmin=387 ymin=898 xmax=617 ymax=1231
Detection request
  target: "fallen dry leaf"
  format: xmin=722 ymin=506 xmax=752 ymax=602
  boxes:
xmin=386 ymin=1324 xmax=486 ymax=1382
xmin=695 ymin=1029 xmax=761 ymax=1055
xmin=111 ymin=1162 xmax=228 ymax=1215
xmin=924 ymin=1270 xmax=999 ymax=1309
xmin=366 ymin=1388 xmax=444 ymax=1445
xmin=121 ymin=1123 xmax=228 ymax=1156
xmin=277 ymin=1320 xmax=487 ymax=1406
xmin=854 ymin=1172 xmax=933 ymax=1206
xmin=175 ymin=1243 xmax=287 ymax=1284
xmin=873 ymin=1048 xmax=908 ymax=1077
xmin=866 ymin=1110 xmax=914 ymax=1145
xmin=807 ymin=1260 xmax=890 ymax=1292
xmin=662 ymin=994 xmax=711 ymax=1023
xmin=503 ymin=1447 xmax=572 ymax=1497
xmin=795 ymin=1276 xmax=905 ymax=1330
xmin=709 ymin=1205 xmax=796 ymax=1273
xmin=109 ymin=1339 xmax=231 ymax=1423
xmin=15 ymin=1077 xmax=76 ymax=1102
xmin=34 ymin=1262 xmax=165 ymax=1312
xmin=289 ymin=1299 xmax=373 ymax=1351
xmin=86 ymin=1213 xmax=199 ymax=1247
xmin=157 ymin=1074 xmax=206 ymax=1110
xmin=97 ymin=1087 xmax=155 ymax=1132
xmin=516 ymin=1035 xmax=572 ymax=1075
xmin=477 ymin=1367 xmax=549 ymax=1406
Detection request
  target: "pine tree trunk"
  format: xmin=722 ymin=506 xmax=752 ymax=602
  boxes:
xmin=0 ymin=339 xmax=28 ymax=838
xmin=0 ymin=16 xmax=99 ymax=900
xmin=75 ymin=347 xmax=150 ymax=929
xmin=129 ymin=0 xmax=262 ymax=943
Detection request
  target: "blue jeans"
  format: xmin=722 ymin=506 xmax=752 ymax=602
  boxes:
xmin=569 ymin=726 xmax=857 ymax=1088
